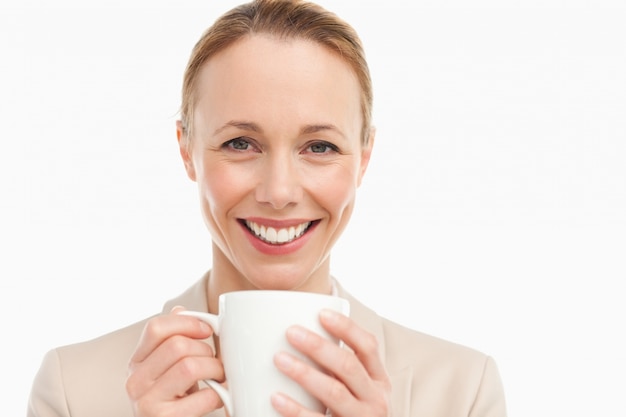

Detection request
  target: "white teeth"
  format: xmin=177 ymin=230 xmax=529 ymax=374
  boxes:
xmin=266 ymin=227 xmax=277 ymax=242
xmin=245 ymin=220 xmax=311 ymax=244
xmin=277 ymin=228 xmax=289 ymax=242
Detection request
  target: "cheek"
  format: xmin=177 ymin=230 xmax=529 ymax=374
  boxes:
xmin=304 ymin=163 xmax=358 ymax=213
xmin=198 ymin=161 xmax=252 ymax=216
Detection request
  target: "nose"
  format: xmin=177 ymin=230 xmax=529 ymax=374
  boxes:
xmin=255 ymin=154 xmax=303 ymax=209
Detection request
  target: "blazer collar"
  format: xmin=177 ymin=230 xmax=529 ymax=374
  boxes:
xmin=162 ymin=270 xmax=211 ymax=313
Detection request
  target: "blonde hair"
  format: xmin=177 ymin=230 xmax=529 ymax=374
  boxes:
xmin=180 ymin=0 xmax=373 ymax=145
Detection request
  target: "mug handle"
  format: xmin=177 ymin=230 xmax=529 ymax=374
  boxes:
xmin=178 ymin=310 xmax=221 ymax=333
xmin=203 ymin=379 xmax=233 ymax=415
xmin=177 ymin=311 xmax=234 ymax=415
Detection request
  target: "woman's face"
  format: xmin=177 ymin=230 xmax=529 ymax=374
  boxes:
xmin=178 ymin=34 xmax=373 ymax=292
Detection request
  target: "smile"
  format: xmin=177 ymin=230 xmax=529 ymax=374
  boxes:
xmin=244 ymin=220 xmax=313 ymax=245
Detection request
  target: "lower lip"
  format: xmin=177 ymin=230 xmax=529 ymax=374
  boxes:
xmin=241 ymin=222 xmax=318 ymax=256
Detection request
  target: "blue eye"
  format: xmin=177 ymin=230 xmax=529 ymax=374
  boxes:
xmin=308 ymin=142 xmax=338 ymax=154
xmin=224 ymin=137 xmax=251 ymax=150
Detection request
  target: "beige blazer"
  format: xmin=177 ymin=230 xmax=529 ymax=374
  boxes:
xmin=28 ymin=273 xmax=507 ymax=417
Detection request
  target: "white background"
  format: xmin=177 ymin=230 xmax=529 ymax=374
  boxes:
xmin=1 ymin=1 xmax=625 ymax=416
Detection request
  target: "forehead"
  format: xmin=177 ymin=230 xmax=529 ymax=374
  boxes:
xmin=193 ymin=35 xmax=362 ymax=135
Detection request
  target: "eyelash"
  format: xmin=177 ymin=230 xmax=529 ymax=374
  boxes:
xmin=223 ymin=137 xmax=258 ymax=152
xmin=222 ymin=137 xmax=339 ymax=155
xmin=307 ymin=141 xmax=339 ymax=154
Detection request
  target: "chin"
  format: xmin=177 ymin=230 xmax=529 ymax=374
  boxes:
xmin=242 ymin=266 xmax=315 ymax=291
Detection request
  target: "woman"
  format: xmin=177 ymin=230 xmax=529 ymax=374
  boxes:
xmin=28 ymin=1 xmax=507 ymax=416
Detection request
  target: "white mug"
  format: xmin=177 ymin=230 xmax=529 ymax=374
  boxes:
xmin=180 ymin=290 xmax=350 ymax=417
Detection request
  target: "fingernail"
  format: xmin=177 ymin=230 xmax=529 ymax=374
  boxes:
xmin=319 ymin=308 xmax=339 ymax=323
xmin=274 ymin=352 xmax=295 ymax=371
xmin=271 ymin=393 xmax=288 ymax=409
xmin=286 ymin=325 xmax=307 ymax=342
xmin=198 ymin=320 xmax=212 ymax=333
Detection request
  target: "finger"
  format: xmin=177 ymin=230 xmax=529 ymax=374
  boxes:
xmin=319 ymin=309 xmax=389 ymax=383
xmin=271 ymin=392 xmax=322 ymax=417
xmin=150 ymin=355 xmax=225 ymax=399
xmin=133 ymin=385 xmax=223 ymax=417
xmin=282 ymin=325 xmax=372 ymax=402
xmin=274 ymin=350 xmax=357 ymax=416
xmin=177 ymin=387 xmax=225 ymax=417
xmin=130 ymin=309 xmax=213 ymax=364
xmin=127 ymin=335 xmax=215 ymax=397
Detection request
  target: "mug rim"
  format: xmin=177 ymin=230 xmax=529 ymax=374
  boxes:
xmin=219 ymin=289 xmax=343 ymax=300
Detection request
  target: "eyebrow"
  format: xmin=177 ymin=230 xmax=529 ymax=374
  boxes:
xmin=301 ymin=123 xmax=345 ymax=138
xmin=214 ymin=120 xmax=345 ymax=139
xmin=213 ymin=120 xmax=262 ymax=136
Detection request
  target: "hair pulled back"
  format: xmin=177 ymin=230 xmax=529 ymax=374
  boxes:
xmin=180 ymin=0 xmax=373 ymax=145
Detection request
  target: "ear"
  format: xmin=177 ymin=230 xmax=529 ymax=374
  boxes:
xmin=176 ymin=120 xmax=197 ymax=182
xmin=357 ymin=126 xmax=375 ymax=187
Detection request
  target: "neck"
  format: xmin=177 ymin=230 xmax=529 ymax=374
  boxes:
xmin=207 ymin=243 xmax=334 ymax=314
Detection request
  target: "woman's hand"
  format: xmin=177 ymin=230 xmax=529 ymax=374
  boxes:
xmin=272 ymin=309 xmax=392 ymax=417
xmin=126 ymin=307 xmax=225 ymax=417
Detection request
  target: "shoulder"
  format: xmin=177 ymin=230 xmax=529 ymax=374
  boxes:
xmin=55 ymin=316 xmax=151 ymax=367
xmin=337 ymin=285 xmax=507 ymax=416
xmin=380 ymin=317 xmax=489 ymax=372
xmin=29 ymin=275 xmax=210 ymax=417
xmin=337 ymin=284 xmax=490 ymax=372
xmin=378 ymin=316 xmax=507 ymax=417
xmin=29 ymin=317 xmax=152 ymax=417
